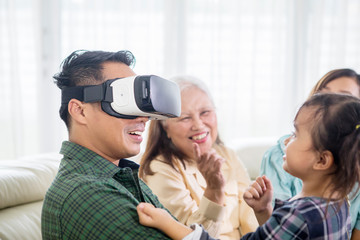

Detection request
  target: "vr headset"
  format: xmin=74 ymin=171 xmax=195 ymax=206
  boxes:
xmin=61 ymin=75 xmax=181 ymax=120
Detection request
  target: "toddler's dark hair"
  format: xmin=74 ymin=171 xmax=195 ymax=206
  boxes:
xmin=297 ymin=93 xmax=360 ymax=200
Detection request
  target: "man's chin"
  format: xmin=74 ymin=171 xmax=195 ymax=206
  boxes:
xmin=124 ymin=149 xmax=141 ymax=160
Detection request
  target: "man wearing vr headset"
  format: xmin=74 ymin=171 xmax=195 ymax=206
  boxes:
xmin=41 ymin=50 xmax=178 ymax=239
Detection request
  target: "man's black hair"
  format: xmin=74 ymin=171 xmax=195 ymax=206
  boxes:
xmin=53 ymin=50 xmax=136 ymax=127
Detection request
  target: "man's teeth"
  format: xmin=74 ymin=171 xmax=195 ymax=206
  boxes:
xmin=192 ymin=133 xmax=207 ymax=140
xmin=129 ymin=131 xmax=142 ymax=136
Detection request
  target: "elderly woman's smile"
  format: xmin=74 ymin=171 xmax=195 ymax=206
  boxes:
xmin=189 ymin=132 xmax=209 ymax=142
xmin=164 ymin=85 xmax=218 ymax=158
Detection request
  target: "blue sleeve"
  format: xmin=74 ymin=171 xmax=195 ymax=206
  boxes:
xmin=349 ymin=186 xmax=360 ymax=231
xmin=259 ymin=134 xmax=302 ymax=205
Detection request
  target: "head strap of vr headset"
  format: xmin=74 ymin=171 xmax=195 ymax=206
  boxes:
xmin=61 ymin=81 xmax=113 ymax=105
xmin=60 ymin=79 xmax=138 ymax=119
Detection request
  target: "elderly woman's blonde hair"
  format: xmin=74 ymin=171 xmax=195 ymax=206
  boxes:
xmin=169 ymin=75 xmax=215 ymax=107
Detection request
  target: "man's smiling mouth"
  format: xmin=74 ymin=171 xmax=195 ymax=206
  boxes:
xmin=128 ymin=131 xmax=142 ymax=136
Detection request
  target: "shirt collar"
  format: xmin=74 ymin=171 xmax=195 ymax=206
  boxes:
xmin=118 ymin=159 xmax=140 ymax=170
xmin=60 ymin=141 xmax=122 ymax=177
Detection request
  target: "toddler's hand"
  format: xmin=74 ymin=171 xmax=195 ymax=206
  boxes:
xmin=137 ymin=202 xmax=194 ymax=239
xmin=243 ymin=175 xmax=273 ymax=213
xmin=137 ymin=202 xmax=172 ymax=229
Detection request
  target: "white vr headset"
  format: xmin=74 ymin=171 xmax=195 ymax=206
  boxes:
xmin=61 ymin=75 xmax=181 ymax=120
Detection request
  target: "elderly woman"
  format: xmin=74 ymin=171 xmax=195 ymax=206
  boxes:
xmin=139 ymin=76 xmax=258 ymax=240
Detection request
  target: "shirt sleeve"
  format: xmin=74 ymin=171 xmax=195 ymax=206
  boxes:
xmin=259 ymin=135 xmax=301 ymax=205
xmin=60 ymin=181 xmax=171 ymax=240
xmin=183 ymin=224 xmax=216 ymax=240
xmin=143 ymin=160 xmax=224 ymax=238
xmin=356 ymin=214 xmax=360 ymax=230
xmin=350 ymin=189 xmax=360 ymax=230
xmin=241 ymin=204 xmax=308 ymax=240
xmin=237 ymin=191 xmax=259 ymax=236
xmin=227 ymin=149 xmax=259 ymax=236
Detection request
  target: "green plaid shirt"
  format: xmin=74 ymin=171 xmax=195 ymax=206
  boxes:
xmin=41 ymin=141 xmax=171 ymax=240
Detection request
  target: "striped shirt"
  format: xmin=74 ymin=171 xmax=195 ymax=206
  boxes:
xmin=41 ymin=141 xmax=171 ymax=240
xmin=241 ymin=197 xmax=351 ymax=240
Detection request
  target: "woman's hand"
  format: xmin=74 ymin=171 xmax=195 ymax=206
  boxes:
xmin=193 ymin=143 xmax=225 ymax=205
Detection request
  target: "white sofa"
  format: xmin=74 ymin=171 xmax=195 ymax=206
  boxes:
xmin=0 ymin=138 xmax=275 ymax=240
xmin=0 ymin=153 xmax=61 ymax=240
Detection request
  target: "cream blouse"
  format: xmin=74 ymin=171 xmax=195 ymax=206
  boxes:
xmin=142 ymin=144 xmax=259 ymax=240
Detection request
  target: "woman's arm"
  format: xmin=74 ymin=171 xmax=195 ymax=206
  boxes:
xmin=224 ymin=146 xmax=259 ymax=235
xmin=143 ymin=159 xmax=224 ymax=238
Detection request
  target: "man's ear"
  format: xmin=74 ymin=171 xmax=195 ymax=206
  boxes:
xmin=68 ymin=99 xmax=87 ymax=125
xmin=313 ymin=150 xmax=334 ymax=171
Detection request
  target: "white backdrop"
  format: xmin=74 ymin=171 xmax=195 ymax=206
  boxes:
xmin=1 ymin=0 xmax=359 ymax=159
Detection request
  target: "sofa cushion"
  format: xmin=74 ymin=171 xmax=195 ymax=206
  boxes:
xmin=0 ymin=201 xmax=43 ymax=240
xmin=0 ymin=153 xmax=61 ymax=209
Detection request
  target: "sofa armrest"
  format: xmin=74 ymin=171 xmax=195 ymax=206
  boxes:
xmin=0 ymin=153 xmax=61 ymax=209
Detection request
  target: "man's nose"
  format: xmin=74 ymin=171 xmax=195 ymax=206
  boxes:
xmin=135 ymin=116 xmax=149 ymax=123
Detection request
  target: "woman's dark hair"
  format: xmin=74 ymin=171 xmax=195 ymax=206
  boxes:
xmin=297 ymin=93 xmax=360 ymax=200
xmin=139 ymin=76 xmax=223 ymax=178
xmin=308 ymin=68 xmax=360 ymax=98
xmin=53 ymin=50 xmax=135 ymax=127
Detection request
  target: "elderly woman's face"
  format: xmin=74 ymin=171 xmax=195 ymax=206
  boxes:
xmin=164 ymin=86 xmax=218 ymax=159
